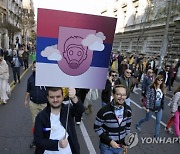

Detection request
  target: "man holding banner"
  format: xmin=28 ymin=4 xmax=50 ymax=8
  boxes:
xmin=34 ymin=87 xmax=84 ymax=154
xmin=34 ymin=7 xmax=117 ymax=154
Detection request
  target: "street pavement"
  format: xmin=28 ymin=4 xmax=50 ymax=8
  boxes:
xmin=0 ymin=64 xmax=179 ymax=154
xmin=0 ymin=65 xmax=34 ymax=154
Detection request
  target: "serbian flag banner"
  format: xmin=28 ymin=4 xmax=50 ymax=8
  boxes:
xmin=36 ymin=8 xmax=117 ymax=89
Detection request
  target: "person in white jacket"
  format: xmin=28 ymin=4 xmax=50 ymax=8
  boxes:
xmin=0 ymin=56 xmax=10 ymax=104
xmin=171 ymin=85 xmax=180 ymax=138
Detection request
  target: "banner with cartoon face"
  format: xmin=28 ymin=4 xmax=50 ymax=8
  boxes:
xmin=36 ymin=8 xmax=117 ymax=89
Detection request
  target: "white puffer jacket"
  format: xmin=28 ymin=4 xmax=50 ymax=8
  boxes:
xmin=171 ymin=92 xmax=180 ymax=113
xmin=0 ymin=60 xmax=9 ymax=80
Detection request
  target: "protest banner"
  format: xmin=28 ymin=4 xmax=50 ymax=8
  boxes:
xmin=36 ymin=8 xmax=117 ymax=89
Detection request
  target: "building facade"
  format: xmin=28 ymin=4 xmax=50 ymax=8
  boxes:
xmin=22 ymin=0 xmax=35 ymax=48
xmin=0 ymin=0 xmax=8 ymax=48
xmin=0 ymin=0 xmax=35 ymax=49
xmin=101 ymin=0 xmax=180 ymax=63
xmin=0 ymin=0 xmax=23 ymax=49
xmin=9 ymin=0 xmax=23 ymax=47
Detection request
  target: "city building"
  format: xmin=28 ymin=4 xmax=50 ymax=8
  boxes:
xmin=0 ymin=0 xmax=8 ymax=48
xmin=9 ymin=0 xmax=24 ymax=48
xmin=101 ymin=0 xmax=180 ymax=63
xmin=0 ymin=0 xmax=23 ymax=49
xmin=0 ymin=0 xmax=35 ymax=49
xmin=22 ymin=0 xmax=35 ymax=49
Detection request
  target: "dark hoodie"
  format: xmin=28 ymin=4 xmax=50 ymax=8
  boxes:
xmin=34 ymin=99 xmax=84 ymax=154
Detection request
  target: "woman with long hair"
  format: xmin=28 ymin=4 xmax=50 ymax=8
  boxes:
xmin=136 ymin=75 xmax=165 ymax=137
xmin=171 ymin=85 xmax=180 ymax=138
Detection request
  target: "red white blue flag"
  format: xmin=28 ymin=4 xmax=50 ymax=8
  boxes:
xmin=36 ymin=8 xmax=117 ymax=89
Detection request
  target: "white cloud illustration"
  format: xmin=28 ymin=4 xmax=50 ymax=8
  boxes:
xmin=81 ymin=32 xmax=106 ymax=51
xmin=82 ymin=34 xmax=102 ymax=47
xmin=41 ymin=44 xmax=59 ymax=57
xmin=89 ymin=41 xmax=105 ymax=51
xmin=96 ymin=32 xmax=106 ymax=41
xmin=47 ymin=52 xmax=62 ymax=61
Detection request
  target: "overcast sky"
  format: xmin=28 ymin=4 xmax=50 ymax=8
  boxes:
xmin=33 ymin=0 xmax=107 ymax=20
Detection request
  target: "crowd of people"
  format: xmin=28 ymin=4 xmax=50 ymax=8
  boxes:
xmin=0 ymin=47 xmax=180 ymax=154
xmin=110 ymin=52 xmax=179 ymax=91
xmin=0 ymin=45 xmax=35 ymax=105
xmin=29 ymin=52 xmax=179 ymax=154
xmin=95 ymin=52 xmax=180 ymax=153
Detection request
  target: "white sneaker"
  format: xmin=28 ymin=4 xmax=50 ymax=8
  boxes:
xmin=76 ymin=122 xmax=81 ymax=125
xmin=2 ymin=100 xmax=7 ymax=104
xmin=164 ymin=127 xmax=173 ymax=134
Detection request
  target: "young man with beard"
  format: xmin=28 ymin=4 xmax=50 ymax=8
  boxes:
xmin=34 ymin=87 xmax=84 ymax=154
xmin=94 ymin=85 xmax=132 ymax=154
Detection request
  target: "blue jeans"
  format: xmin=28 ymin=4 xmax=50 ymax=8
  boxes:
xmin=99 ymin=142 xmax=123 ymax=154
xmin=137 ymin=109 xmax=162 ymax=137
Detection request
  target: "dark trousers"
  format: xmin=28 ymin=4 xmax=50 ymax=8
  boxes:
xmin=171 ymin=75 xmax=176 ymax=86
xmin=75 ymin=115 xmax=82 ymax=122
xmin=12 ymin=67 xmax=20 ymax=82
xmin=23 ymin=59 xmax=29 ymax=70
xmin=166 ymin=81 xmax=172 ymax=91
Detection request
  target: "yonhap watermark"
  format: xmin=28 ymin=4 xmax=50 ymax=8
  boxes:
xmin=141 ymin=137 xmax=180 ymax=144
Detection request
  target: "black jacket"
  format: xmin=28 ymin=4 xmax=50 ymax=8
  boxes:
xmin=101 ymin=79 xmax=112 ymax=104
xmin=76 ymin=88 xmax=89 ymax=103
xmin=159 ymin=70 xmax=171 ymax=85
xmin=34 ymin=100 xmax=84 ymax=154
xmin=26 ymin=72 xmax=48 ymax=104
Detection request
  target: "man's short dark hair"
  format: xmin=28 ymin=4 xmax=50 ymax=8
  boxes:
xmin=109 ymin=70 xmax=117 ymax=76
xmin=47 ymin=87 xmax=63 ymax=96
xmin=112 ymin=84 xmax=126 ymax=94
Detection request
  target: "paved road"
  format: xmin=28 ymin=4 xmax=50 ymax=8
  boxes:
xmin=0 ymin=65 xmax=34 ymax=154
xmin=0 ymin=65 xmax=179 ymax=154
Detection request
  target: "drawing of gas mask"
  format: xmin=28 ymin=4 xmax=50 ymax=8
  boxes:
xmin=63 ymin=36 xmax=88 ymax=69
